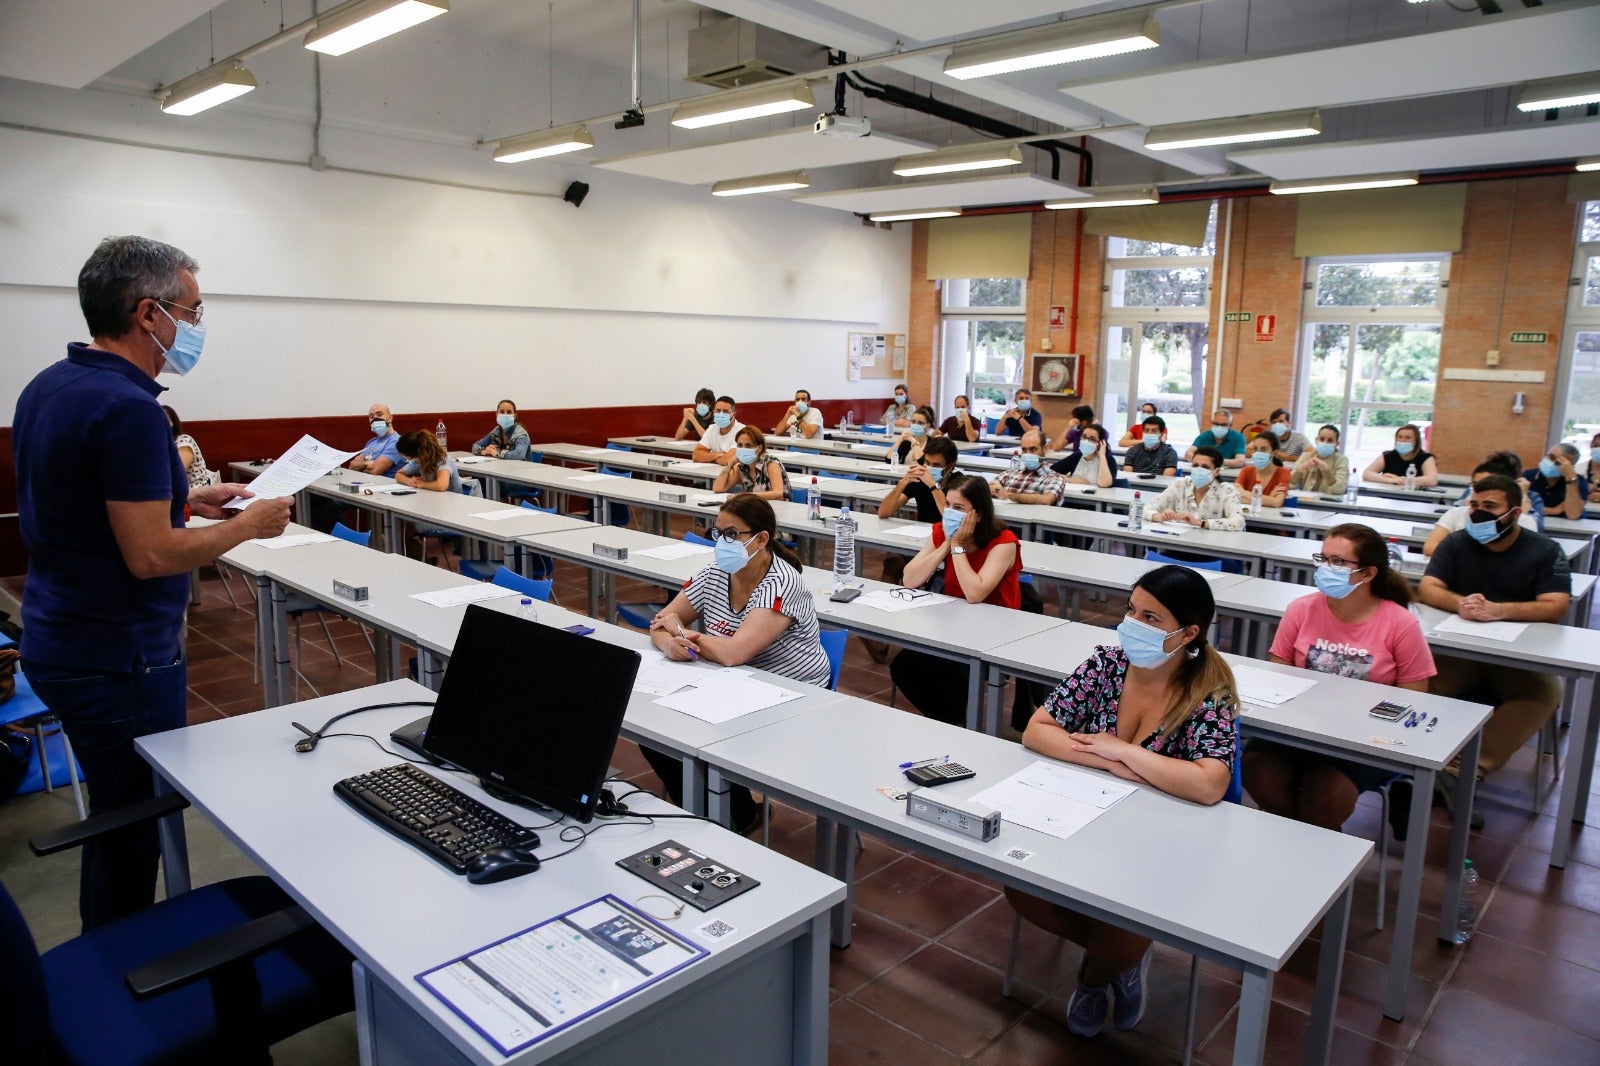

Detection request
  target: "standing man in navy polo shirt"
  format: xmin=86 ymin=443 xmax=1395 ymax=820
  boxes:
xmin=13 ymin=236 xmax=291 ymax=929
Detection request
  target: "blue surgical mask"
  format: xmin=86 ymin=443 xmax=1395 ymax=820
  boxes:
xmin=1314 ymin=441 xmax=1336 ymax=458
xmin=910 ymin=423 xmax=926 ymax=438
xmin=795 ymin=401 xmax=808 ymax=414
xmin=1142 ymin=433 xmax=1160 ymax=449
xmin=1539 ymin=457 xmax=1561 ymax=479
xmin=1018 ymin=399 xmax=1032 ymax=413
xmin=955 ymin=407 xmax=968 ymax=418
xmin=1079 ymin=440 xmax=1098 ymax=457
xmin=696 ymin=403 xmax=710 ymax=418
xmin=152 ymin=304 xmax=205 ymax=376
xmin=712 ymin=534 xmax=755 ymax=574
xmin=942 ymin=508 xmax=966 ymax=540
xmin=1271 ymin=422 xmax=1289 ymax=437
xmin=1117 ymin=615 xmax=1183 ymax=669
xmin=1395 ymin=441 xmax=1416 ymax=457
xmin=1212 ymin=425 xmax=1229 ymax=440
xmin=714 ymin=412 xmax=732 ymax=429
xmin=735 ymin=446 xmax=758 ymax=465
xmin=895 ymin=394 xmax=907 ymax=405
xmin=1190 ymin=468 xmax=1214 ymax=489
xmin=1249 ymin=451 xmax=1271 ymax=470
xmin=1020 ymin=453 xmax=1041 ymax=471
xmin=496 ymin=413 xmax=516 ymax=431
xmin=1466 ymin=508 xmax=1509 ymax=544
xmin=370 ymin=419 xmax=388 ymax=436
xmin=1314 ymin=564 xmax=1365 ymax=600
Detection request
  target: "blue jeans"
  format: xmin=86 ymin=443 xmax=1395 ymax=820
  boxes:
xmin=22 ymin=653 xmax=186 ymax=931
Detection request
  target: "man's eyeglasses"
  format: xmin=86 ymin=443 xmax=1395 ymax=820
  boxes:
xmin=134 ymin=296 xmax=204 ymax=324
xmin=1310 ymin=553 xmax=1361 ymax=570
xmin=890 ymin=588 xmax=932 ymax=602
xmin=707 ymin=526 xmax=755 ymax=543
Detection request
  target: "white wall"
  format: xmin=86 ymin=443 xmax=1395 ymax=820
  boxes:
xmin=0 ymin=90 xmax=911 ymax=422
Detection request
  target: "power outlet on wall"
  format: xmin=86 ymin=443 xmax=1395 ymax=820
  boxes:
xmin=1485 ymin=349 xmax=1500 ymax=367
xmin=1221 ymin=398 xmax=1243 ymax=409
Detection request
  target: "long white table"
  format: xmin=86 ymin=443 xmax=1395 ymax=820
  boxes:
xmin=700 ymin=698 xmax=1369 ymax=1066
xmin=137 ymin=682 xmax=844 ymax=1065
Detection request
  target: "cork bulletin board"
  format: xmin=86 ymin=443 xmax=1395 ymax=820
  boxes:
xmin=847 ymin=332 xmax=907 ymax=381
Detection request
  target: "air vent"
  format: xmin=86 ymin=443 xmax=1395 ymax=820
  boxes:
xmin=686 ymin=18 xmax=825 ymax=90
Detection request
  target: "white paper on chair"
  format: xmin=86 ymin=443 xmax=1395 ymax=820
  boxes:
xmin=569 ymin=472 xmax=617 ymax=482
xmin=880 ymin=523 xmax=935 ymax=541
xmin=469 ymin=509 xmax=535 ymax=522
xmin=251 ymin=533 xmax=338 ymax=549
xmin=410 ymin=584 xmax=523 ymax=608
xmin=1432 ymin=615 xmax=1528 ymax=643
xmin=633 ymin=542 xmax=714 ymax=560
xmin=1231 ymin=664 xmax=1318 ymax=707
xmin=970 ymin=761 xmax=1135 ymax=840
xmin=223 ymin=435 xmax=356 ymax=509
xmin=654 ymin=670 xmax=803 ymax=723
xmin=856 ymin=588 xmax=946 ymax=613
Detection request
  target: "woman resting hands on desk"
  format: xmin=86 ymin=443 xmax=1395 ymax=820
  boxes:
xmin=470 ymin=399 xmax=530 ymax=461
xmin=712 ymin=426 xmax=789 ymax=501
xmin=642 ymin=493 xmax=830 ymax=834
xmin=393 ymin=430 xmax=462 ymax=492
xmin=1006 ymin=565 xmax=1238 ymax=1039
xmin=1235 ymin=434 xmax=1290 ymax=508
xmin=1244 ymin=524 xmax=1434 ymax=833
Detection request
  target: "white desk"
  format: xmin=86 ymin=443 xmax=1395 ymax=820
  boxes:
xmin=528 ymin=442 xmax=725 ymax=487
xmin=137 ymin=682 xmax=843 ymax=1066
xmin=700 ymin=698 xmax=1368 ymax=1066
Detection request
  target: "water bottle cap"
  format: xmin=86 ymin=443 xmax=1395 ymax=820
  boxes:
xmin=520 ymin=598 xmax=532 ymax=605
xmin=1463 ymin=859 xmax=1473 ymax=868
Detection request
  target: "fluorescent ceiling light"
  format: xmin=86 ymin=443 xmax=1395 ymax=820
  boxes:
xmin=945 ymin=12 xmax=1160 ymax=80
xmin=1578 ymin=157 xmax=1600 ymax=173
xmin=1045 ymin=186 xmax=1160 ymax=210
xmin=1269 ymin=172 xmax=1419 ymax=195
xmin=159 ymin=62 xmax=258 ymax=116
xmin=1515 ymin=72 xmax=1600 ymax=113
xmin=1145 ymin=109 xmax=1322 ymax=151
xmin=670 ymin=83 xmax=815 ymax=129
xmin=893 ymin=143 xmax=1023 ymax=177
xmin=304 ymin=0 xmax=448 ymax=57
xmin=493 ymin=125 xmax=595 ymax=163
xmin=868 ymin=208 xmax=961 ymax=223
xmin=711 ymin=170 xmax=810 ymax=197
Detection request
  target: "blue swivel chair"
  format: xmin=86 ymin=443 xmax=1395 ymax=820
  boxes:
xmin=488 ymin=566 xmax=553 ymax=602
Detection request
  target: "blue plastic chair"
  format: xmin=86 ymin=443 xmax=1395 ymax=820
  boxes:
xmin=460 ymin=502 xmax=556 ymax=583
xmin=489 ymin=566 xmax=553 ymax=602
xmin=819 ymin=628 xmax=848 ymax=691
xmin=985 ymin=416 xmax=1001 ymax=434
xmin=615 ymin=530 xmax=708 ymax=629
xmin=504 ymin=450 xmax=545 ymax=506
xmin=285 ymin=521 xmax=375 ymax=695
xmin=1145 ymin=549 xmax=1224 ymax=572
xmin=578 ymin=466 xmax=634 ymax=528
xmin=415 ymin=482 xmax=477 ymax=570
xmin=858 ymin=424 xmax=888 ymax=435
xmin=684 ymin=529 xmax=714 ymax=547
xmin=330 ymin=521 xmax=370 ymax=548
xmin=605 ymin=442 xmax=633 ymax=452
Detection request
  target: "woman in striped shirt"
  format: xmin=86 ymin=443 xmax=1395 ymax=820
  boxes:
xmin=642 ymin=493 xmax=830 ymax=832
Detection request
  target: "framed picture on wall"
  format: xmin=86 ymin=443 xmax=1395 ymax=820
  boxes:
xmin=1028 ymin=353 xmax=1081 ymax=397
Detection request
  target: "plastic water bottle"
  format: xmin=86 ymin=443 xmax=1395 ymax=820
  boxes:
xmin=435 ymin=418 xmax=448 ymax=449
xmin=1453 ymin=859 xmax=1479 ymax=944
xmin=807 ymin=475 xmax=822 ymax=521
xmin=518 ymin=597 xmax=538 ymax=623
xmin=1386 ymin=537 xmax=1405 ymax=571
xmin=1404 ymin=463 xmax=1417 ymax=492
xmin=845 ymin=408 xmax=854 ymax=428
xmin=1250 ymin=482 xmax=1263 ymax=514
xmin=1128 ymin=491 xmax=1144 ymax=531
xmin=1010 ymin=451 xmax=1023 ymax=476
xmin=789 ymin=418 xmax=800 ymax=440
xmin=833 ymin=504 xmax=857 ymax=588
xmin=883 ymin=409 xmax=893 ymax=433
xmin=1345 ymin=468 xmax=1360 ymax=504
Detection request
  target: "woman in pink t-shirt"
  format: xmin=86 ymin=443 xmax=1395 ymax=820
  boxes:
xmin=1243 ymin=523 xmax=1436 ymax=830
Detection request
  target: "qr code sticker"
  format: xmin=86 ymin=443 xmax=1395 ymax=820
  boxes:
xmin=697 ymin=918 xmax=737 ymax=941
xmin=1003 ymin=847 xmax=1035 ymax=864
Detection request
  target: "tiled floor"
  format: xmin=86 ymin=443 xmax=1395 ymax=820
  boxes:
xmin=5 ymin=534 xmax=1600 ymax=1064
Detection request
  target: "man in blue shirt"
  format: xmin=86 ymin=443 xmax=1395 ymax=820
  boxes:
xmin=999 ymin=389 xmax=1046 ymax=438
xmin=349 ymin=402 xmax=402 ymax=476
xmin=1186 ymin=409 xmax=1248 ymax=468
xmin=1523 ymin=443 xmax=1589 ymax=520
xmin=13 ymin=236 xmax=290 ymax=929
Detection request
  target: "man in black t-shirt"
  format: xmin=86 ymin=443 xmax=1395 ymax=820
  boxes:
xmin=1420 ymin=475 xmax=1569 ymax=787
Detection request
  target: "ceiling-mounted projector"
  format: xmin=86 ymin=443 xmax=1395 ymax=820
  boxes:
xmin=815 ymin=113 xmax=871 ymax=137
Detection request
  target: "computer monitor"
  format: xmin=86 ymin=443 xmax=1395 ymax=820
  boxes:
xmin=420 ymin=603 xmax=641 ymax=824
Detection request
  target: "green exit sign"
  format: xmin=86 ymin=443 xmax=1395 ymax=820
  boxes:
xmin=1509 ymin=331 xmax=1548 ymax=344
xmin=1224 ymin=312 xmax=1253 ymax=322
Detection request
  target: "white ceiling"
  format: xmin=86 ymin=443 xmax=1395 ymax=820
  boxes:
xmin=0 ymin=0 xmax=221 ymax=89
xmin=796 ymin=173 xmax=1085 ymax=214
xmin=595 ymin=127 xmax=932 ymax=184
xmin=799 ymin=1 xmax=1109 ymax=43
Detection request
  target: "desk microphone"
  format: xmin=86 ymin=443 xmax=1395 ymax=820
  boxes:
xmin=290 ymin=700 xmax=436 ymax=753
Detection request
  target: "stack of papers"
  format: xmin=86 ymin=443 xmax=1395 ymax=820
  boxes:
xmin=856 ymin=588 xmax=946 ymax=613
xmin=633 ymin=542 xmax=714 ymax=560
xmin=568 ymin=472 xmax=617 ymax=483
xmin=410 ymin=584 xmax=522 ymax=608
xmin=251 ymin=533 xmax=338 ymax=549
xmin=1231 ymin=663 xmax=1318 ymax=707
xmin=649 ymin=665 xmax=804 ymax=724
xmin=1149 ymin=521 xmax=1194 ymax=536
xmin=971 ymin=761 xmax=1136 ymax=840
xmin=455 ymin=455 xmax=491 ymax=465
xmin=1432 ymin=615 xmax=1528 ymax=642
xmin=468 ymin=508 xmax=534 ymax=522
xmin=689 ymin=493 xmax=728 ymax=504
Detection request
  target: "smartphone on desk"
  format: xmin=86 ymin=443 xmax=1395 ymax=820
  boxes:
xmin=829 ymin=587 xmax=862 ymax=603
xmin=390 ymin=489 xmax=417 ymax=495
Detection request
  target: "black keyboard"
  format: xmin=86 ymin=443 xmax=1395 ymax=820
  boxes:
xmin=334 ymin=763 xmax=541 ymax=874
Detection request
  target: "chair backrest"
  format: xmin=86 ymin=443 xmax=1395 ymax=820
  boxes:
xmin=858 ymin=424 xmax=888 ymax=435
xmin=605 ymin=442 xmax=633 ymax=452
xmin=818 ymin=628 xmax=848 ymax=691
xmin=599 ymin=466 xmax=633 ymax=479
xmin=985 ymin=416 xmax=1001 ymax=434
xmin=330 ymin=521 xmax=372 ymax=548
xmin=519 ymin=500 xmax=558 ymax=514
xmin=0 ymin=881 xmax=50 ymax=1064
xmin=1225 ymin=730 xmax=1244 ymax=805
xmin=206 ymin=469 xmax=223 ymax=486
xmin=832 ymin=472 xmax=858 ymax=481
xmin=526 ymin=450 xmax=544 ymax=464
xmin=1145 ymin=549 xmax=1223 ymax=572
xmin=683 ymin=530 xmax=714 ymax=547
xmin=490 ymin=566 xmax=553 ymax=601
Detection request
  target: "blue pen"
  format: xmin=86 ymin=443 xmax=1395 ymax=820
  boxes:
xmin=672 ymin=618 xmax=697 ymax=661
xmin=898 ymin=755 xmax=948 ymax=769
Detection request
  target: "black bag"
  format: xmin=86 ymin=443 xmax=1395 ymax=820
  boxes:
xmin=0 ymin=648 xmax=18 ymax=706
xmin=0 ymin=727 xmax=32 ymax=802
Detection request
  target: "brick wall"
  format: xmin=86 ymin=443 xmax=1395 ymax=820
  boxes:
xmin=906 ymin=221 xmax=941 ymax=405
xmin=1212 ymin=195 xmax=1303 ymax=424
xmin=1026 ymin=210 xmax=1106 ymax=442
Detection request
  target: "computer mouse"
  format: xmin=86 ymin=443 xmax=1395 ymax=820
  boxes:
xmin=465 ymin=848 xmax=541 ymax=885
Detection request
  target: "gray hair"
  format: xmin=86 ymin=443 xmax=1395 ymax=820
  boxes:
xmin=78 ymin=236 xmax=198 ymax=339
xmin=1555 ymin=442 xmax=1580 ymax=463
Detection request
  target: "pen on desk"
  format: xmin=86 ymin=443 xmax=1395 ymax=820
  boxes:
xmin=672 ymin=618 xmax=697 ymax=660
xmin=1426 ymin=717 xmax=1438 ymax=732
xmin=898 ymin=755 xmax=948 ymax=769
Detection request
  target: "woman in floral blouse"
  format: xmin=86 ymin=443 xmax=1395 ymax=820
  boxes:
xmin=1005 ymin=565 xmax=1239 ymax=1040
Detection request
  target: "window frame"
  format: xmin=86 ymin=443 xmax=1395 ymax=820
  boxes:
xmin=939 ymin=279 xmax=1027 ymax=419
xmin=1551 ymin=201 xmax=1600 ymax=445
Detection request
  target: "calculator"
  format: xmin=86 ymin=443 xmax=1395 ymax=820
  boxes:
xmin=903 ymin=762 xmax=976 ymax=787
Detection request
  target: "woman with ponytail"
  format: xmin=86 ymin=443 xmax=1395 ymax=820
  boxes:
xmin=641 ymin=493 xmax=828 ymax=833
xmin=1004 ymin=565 xmax=1237 ymax=1038
xmin=1243 ymin=523 xmax=1435 ymax=832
